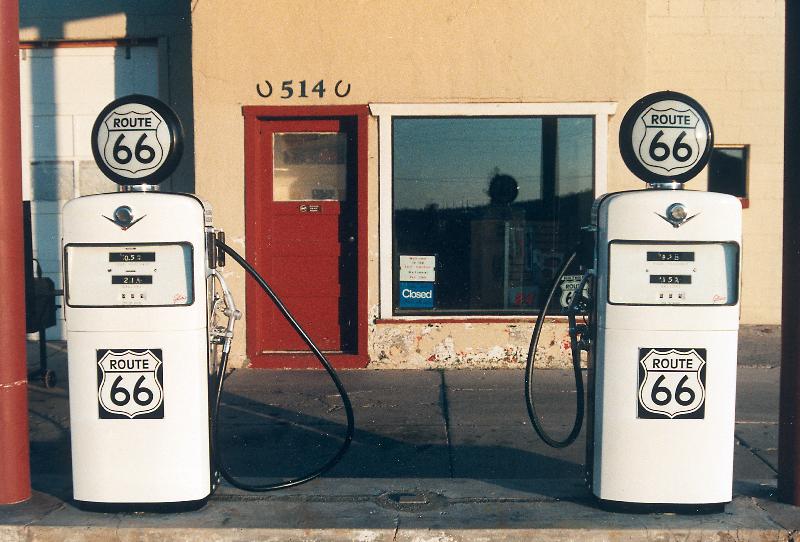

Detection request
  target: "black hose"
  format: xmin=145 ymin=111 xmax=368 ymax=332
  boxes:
xmin=211 ymin=239 xmax=355 ymax=491
xmin=523 ymin=251 xmax=585 ymax=448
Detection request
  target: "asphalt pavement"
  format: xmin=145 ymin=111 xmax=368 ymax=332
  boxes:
xmin=1 ymin=324 xmax=797 ymax=541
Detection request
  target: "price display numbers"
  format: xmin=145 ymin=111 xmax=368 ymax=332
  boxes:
xmin=647 ymin=251 xmax=694 ymax=262
xmin=109 ymin=252 xmax=156 ymax=263
xmin=648 ymin=251 xmax=694 ymax=285
xmin=650 ymin=274 xmax=691 ymax=285
xmin=112 ymin=275 xmax=153 ymax=285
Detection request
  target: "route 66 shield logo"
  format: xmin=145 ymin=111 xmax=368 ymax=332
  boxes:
xmin=559 ymin=274 xmax=590 ymax=309
xmin=102 ymin=111 xmax=165 ymax=175
xmin=619 ymin=91 xmax=713 ymax=185
xmin=97 ymin=349 xmax=164 ymax=419
xmin=636 ymin=106 xmax=701 ymax=174
xmin=638 ymin=348 xmax=706 ymax=419
xmin=91 ymin=95 xmax=184 ymax=186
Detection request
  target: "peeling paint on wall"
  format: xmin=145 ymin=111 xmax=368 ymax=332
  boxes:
xmin=368 ymin=320 xmax=577 ymax=369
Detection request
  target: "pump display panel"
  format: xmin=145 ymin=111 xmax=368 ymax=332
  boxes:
xmin=608 ymin=241 xmax=739 ymax=306
xmin=64 ymin=243 xmax=194 ymax=307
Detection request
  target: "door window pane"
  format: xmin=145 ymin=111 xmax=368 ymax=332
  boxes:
xmin=393 ymin=116 xmax=594 ymax=314
xmin=273 ymin=132 xmax=347 ymax=201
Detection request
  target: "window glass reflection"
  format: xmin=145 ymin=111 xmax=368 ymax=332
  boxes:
xmin=393 ymin=116 xmax=594 ymax=314
xmin=273 ymin=132 xmax=347 ymax=201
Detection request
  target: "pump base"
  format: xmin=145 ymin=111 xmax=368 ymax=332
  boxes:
xmin=595 ymin=497 xmax=726 ymax=515
xmin=73 ymin=497 xmax=208 ymax=514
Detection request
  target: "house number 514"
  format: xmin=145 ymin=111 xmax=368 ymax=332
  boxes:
xmin=256 ymin=79 xmax=351 ymax=99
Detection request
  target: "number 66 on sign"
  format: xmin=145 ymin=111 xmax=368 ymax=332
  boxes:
xmin=96 ymin=349 xmax=164 ymax=419
xmin=91 ymin=94 xmax=184 ymax=186
xmin=619 ymin=91 xmax=713 ymax=185
xmin=637 ymin=347 xmax=706 ymax=419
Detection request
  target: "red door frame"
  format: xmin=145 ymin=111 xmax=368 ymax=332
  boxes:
xmin=242 ymin=105 xmax=369 ymax=368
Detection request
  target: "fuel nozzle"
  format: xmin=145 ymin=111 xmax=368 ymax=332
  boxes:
xmin=209 ymin=270 xmax=241 ymax=354
xmin=566 ymin=269 xmax=595 ymax=354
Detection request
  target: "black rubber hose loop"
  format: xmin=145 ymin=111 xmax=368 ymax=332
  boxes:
xmin=211 ymin=239 xmax=355 ymax=491
xmin=523 ymin=251 xmax=585 ymax=449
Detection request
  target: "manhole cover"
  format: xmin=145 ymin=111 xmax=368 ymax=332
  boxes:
xmin=375 ymin=490 xmax=448 ymax=512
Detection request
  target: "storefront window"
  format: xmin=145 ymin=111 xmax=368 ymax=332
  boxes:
xmin=392 ymin=116 xmax=594 ymax=314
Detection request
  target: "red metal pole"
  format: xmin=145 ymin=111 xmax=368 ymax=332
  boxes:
xmin=0 ymin=0 xmax=31 ymax=505
xmin=779 ymin=0 xmax=800 ymax=505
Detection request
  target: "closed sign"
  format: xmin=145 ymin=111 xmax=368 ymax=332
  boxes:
xmin=398 ymin=281 xmax=435 ymax=308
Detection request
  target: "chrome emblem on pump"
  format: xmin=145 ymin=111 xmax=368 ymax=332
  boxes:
xmin=103 ymin=205 xmax=145 ymax=230
xmin=655 ymin=202 xmax=699 ymax=228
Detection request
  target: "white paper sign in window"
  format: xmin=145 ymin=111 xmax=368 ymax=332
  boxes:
xmin=399 ymin=255 xmax=436 ymax=282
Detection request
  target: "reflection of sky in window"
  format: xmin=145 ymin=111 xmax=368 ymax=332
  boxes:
xmin=393 ymin=117 xmax=593 ymax=210
xmin=393 ymin=118 xmax=542 ymax=210
xmin=557 ymin=117 xmax=594 ymax=196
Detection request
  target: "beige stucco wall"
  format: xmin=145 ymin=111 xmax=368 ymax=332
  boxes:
xmin=190 ymin=0 xmax=784 ymax=368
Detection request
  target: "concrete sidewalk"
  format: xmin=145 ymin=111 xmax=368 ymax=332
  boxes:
xmin=2 ymin=325 xmax=798 ymax=541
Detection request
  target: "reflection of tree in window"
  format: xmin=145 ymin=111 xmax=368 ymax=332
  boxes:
xmin=488 ymin=172 xmax=519 ymax=205
xmin=393 ymin=117 xmax=594 ymax=314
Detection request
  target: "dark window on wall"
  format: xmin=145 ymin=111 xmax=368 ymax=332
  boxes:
xmin=392 ymin=116 xmax=594 ymax=315
xmin=707 ymin=145 xmax=749 ymax=199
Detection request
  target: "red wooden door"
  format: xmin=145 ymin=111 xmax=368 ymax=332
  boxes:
xmin=246 ymin=115 xmax=363 ymax=368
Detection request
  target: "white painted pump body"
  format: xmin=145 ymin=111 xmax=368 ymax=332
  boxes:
xmin=62 ymin=192 xmax=212 ymax=505
xmin=591 ymin=189 xmax=741 ymax=506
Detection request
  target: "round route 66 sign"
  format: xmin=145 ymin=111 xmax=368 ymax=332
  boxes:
xmin=619 ymin=91 xmax=713 ymax=184
xmin=91 ymin=94 xmax=184 ymax=186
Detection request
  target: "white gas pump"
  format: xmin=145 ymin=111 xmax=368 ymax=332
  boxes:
xmin=62 ymin=95 xmax=353 ymax=511
xmin=63 ymin=192 xmax=214 ymax=508
xmin=525 ymin=91 xmax=741 ymax=513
